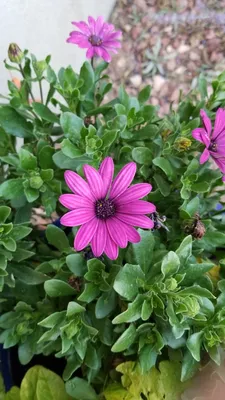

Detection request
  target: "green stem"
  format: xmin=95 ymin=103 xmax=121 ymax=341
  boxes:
xmin=39 ymin=80 xmax=44 ymax=103
xmin=18 ymin=63 xmax=35 ymax=102
xmin=91 ymin=57 xmax=95 ymax=69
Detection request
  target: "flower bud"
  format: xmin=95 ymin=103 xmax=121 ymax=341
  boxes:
xmin=8 ymin=43 xmax=24 ymax=64
xmin=175 ymin=137 xmax=192 ymax=151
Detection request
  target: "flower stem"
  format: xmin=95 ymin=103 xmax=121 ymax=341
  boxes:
xmin=18 ymin=63 xmax=35 ymax=102
xmin=91 ymin=57 xmax=95 ymax=69
xmin=39 ymin=80 xmax=44 ymax=103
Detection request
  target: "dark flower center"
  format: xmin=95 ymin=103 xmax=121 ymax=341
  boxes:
xmin=95 ymin=199 xmax=116 ymax=219
xmin=88 ymin=34 xmax=103 ymax=46
xmin=209 ymin=141 xmax=217 ymax=152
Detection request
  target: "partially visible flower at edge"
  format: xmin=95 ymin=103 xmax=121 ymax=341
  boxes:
xmin=59 ymin=157 xmax=155 ymax=260
xmin=192 ymin=108 xmax=225 ymax=182
xmin=67 ymin=16 xmax=122 ymax=63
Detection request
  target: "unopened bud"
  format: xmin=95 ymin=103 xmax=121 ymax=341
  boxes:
xmin=8 ymin=43 xmax=24 ymax=64
xmin=175 ymin=137 xmax=192 ymax=151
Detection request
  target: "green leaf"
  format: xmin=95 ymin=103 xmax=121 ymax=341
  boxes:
xmin=132 ymin=229 xmax=155 ymax=274
xmin=0 ymin=179 xmax=24 ymax=200
xmin=24 ymin=187 xmax=39 ymax=203
xmin=139 ymin=344 xmax=157 ymax=373
xmin=161 ymin=251 xmax=180 ymax=277
xmin=176 ymin=235 xmax=192 ymax=264
xmin=111 ymin=324 xmax=136 ymax=352
xmin=60 ymin=112 xmax=84 ymax=141
xmin=153 ymin=157 xmax=174 ymax=180
xmin=112 ymin=295 xmax=143 ymax=324
xmin=67 ymin=301 xmax=85 ymax=317
xmin=0 ymin=206 xmax=11 ymax=223
xmin=132 ymin=147 xmax=152 ymax=165
xmin=53 ymin=151 xmax=90 ymax=170
xmin=20 ymin=365 xmax=71 ymax=400
xmin=182 ymin=263 xmax=214 ymax=285
xmin=3 ymin=387 xmax=20 ymax=400
xmin=19 ymin=148 xmax=37 ymax=170
xmin=46 ymin=224 xmax=70 ymax=252
xmin=32 ymin=102 xmax=59 ymax=123
xmin=10 ymin=226 xmax=32 ymax=241
xmin=78 ymin=283 xmax=100 ymax=303
xmin=186 ymin=331 xmax=203 ymax=362
xmin=38 ymin=145 xmax=55 ymax=169
xmin=0 ymin=106 xmax=33 ymax=138
xmin=9 ymin=264 xmax=48 ymax=285
xmin=178 ymin=285 xmax=215 ymax=299
xmin=44 ymin=279 xmax=77 ymax=297
xmin=138 ymin=85 xmax=151 ymax=103
xmin=113 ymin=264 xmax=145 ymax=300
xmin=101 ymin=130 xmax=118 ymax=149
xmin=61 ymin=139 xmax=84 ymax=158
xmin=1 ymin=236 xmax=16 ymax=251
xmin=66 ymin=253 xmax=87 ymax=276
xmin=40 ymin=169 xmax=54 ymax=182
xmin=153 ymin=173 xmax=170 ymax=197
xmin=66 ymin=377 xmax=98 ymax=400
xmin=192 ymin=181 xmax=209 ymax=193
xmin=79 ymin=62 xmax=95 ymax=95
xmin=95 ymin=290 xmax=117 ymax=319
xmin=179 ymin=197 xmax=200 ymax=219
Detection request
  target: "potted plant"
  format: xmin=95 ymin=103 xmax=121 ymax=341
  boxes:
xmin=1 ymin=15 xmax=225 ymax=400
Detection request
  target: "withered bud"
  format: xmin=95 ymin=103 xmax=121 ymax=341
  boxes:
xmin=175 ymin=137 xmax=192 ymax=151
xmin=68 ymin=276 xmax=83 ymax=292
xmin=84 ymin=115 xmax=96 ymax=127
xmin=193 ymin=219 xmax=206 ymax=239
xmin=8 ymin=43 xmax=24 ymax=64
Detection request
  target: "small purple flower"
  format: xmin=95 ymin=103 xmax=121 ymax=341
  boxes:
xmin=192 ymin=108 xmax=225 ymax=182
xmin=67 ymin=16 xmax=122 ymax=63
xmin=59 ymin=157 xmax=155 ymax=260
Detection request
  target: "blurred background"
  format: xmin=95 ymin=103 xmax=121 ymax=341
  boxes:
xmin=0 ymin=0 xmax=225 ymax=111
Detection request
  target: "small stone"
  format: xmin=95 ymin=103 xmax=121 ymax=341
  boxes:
xmin=171 ymin=88 xmax=180 ymax=102
xmin=166 ymin=45 xmax=173 ymax=53
xmin=117 ymin=57 xmax=126 ymax=69
xmin=178 ymin=44 xmax=190 ymax=54
xmin=151 ymin=97 xmax=159 ymax=106
xmin=175 ymin=66 xmax=186 ymax=75
xmin=130 ymin=74 xmax=142 ymax=88
xmin=152 ymin=75 xmax=166 ymax=91
xmin=189 ymin=52 xmax=200 ymax=61
xmin=124 ymin=24 xmax=131 ymax=32
xmin=167 ymin=59 xmax=177 ymax=71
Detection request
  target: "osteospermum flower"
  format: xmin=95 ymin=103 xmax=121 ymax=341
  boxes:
xmin=66 ymin=16 xmax=122 ymax=62
xmin=59 ymin=157 xmax=155 ymax=260
xmin=192 ymin=108 xmax=225 ymax=182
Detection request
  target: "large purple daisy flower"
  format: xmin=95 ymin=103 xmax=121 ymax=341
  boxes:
xmin=192 ymin=108 xmax=225 ymax=182
xmin=59 ymin=157 xmax=156 ymax=260
xmin=66 ymin=16 xmax=122 ymax=62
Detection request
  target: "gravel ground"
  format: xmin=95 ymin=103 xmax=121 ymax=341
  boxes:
xmin=108 ymin=0 xmax=225 ymax=115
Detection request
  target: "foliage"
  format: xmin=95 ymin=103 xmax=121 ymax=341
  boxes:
xmin=1 ymin=365 xmax=72 ymax=399
xmin=1 ymin=45 xmax=225 ymax=398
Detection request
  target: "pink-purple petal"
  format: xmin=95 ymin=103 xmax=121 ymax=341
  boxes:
xmin=74 ymin=218 xmax=99 ymax=251
xmin=192 ymin=128 xmax=210 ymax=147
xmin=91 ymin=220 xmax=107 ymax=257
xmin=98 ymin=156 xmax=114 ymax=197
xmin=110 ymin=162 xmax=137 ymax=199
xmin=115 ymin=183 xmax=152 ymax=204
xmin=212 ymin=108 xmax=225 ymax=141
xmin=103 ymin=40 xmax=121 ymax=48
xmin=104 ymin=235 xmax=118 ymax=260
xmin=59 ymin=194 xmax=93 ymax=210
xmin=200 ymin=109 xmax=212 ymax=136
xmin=88 ymin=16 xmax=96 ymax=34
xmin=116 ymin=213 xmax=154 ymax=229
xmin=117 ymin=200 xmax=156 ymax=215
xmin=125 ymin=225 xmax=141 ymax=243
xmin=214 ymin=157 xmax=225 ymax=174
xmin=60 ymin=209 xmax=94 ymax=227
xmin=200 ymin=148 xmax=210 ymax=164
xmin=95 ymin=16 xmax=104 ymax=35
xmin=86 ymin=47 xmax=95 ymax=58
xmin=72 ymin=21 xmax=91 ymax=35
xmin=83 ymin=164 xmax=104 ymax=199
xmin=96 ymin=47 xmax=111 ymax=62
xmin=64 ymin=170 xmax=94 ymax=201
xmin=106 ymin=217 xmax=128 ymax=248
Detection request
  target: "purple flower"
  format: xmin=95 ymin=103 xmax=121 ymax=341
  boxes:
xmin=59 ymin=157 xmax=155 ymax=260
xmin=67 ymin=16 xmax=122 ymax=63
xmin=192 ymin=108 xmax=225 ymax=182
